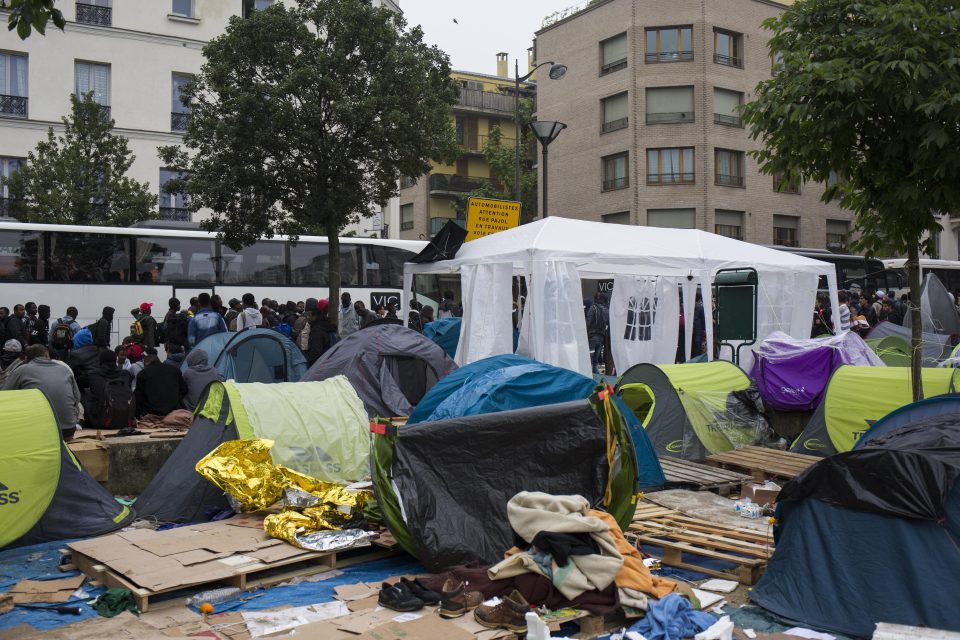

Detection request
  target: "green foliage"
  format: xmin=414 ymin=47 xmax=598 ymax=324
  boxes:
xmin=158 ymin=0 xmax=458 ymax=318
xmin=2 ymin=93 xmax=157 ymax=226
xmin=3 ymin=0 xmax=65 ymax=39
xmin=741 ymin=0 xmax=960 ymax=399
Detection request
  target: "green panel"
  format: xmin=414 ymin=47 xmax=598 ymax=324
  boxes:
xmin=620 ymin=384 xmax=656 ymax=427
xmin=197 ymin=381 xmax=228 ymax=423
xmin=715 ymin=285 xmax=756 ymax=341
xmin=371 ymin=429 xmax=417 ymax=558
xmin=0 ymin=390 xmax=62 ymax=548
xmin=658 ymin=361 xmax=750 ymax=393
xmin=589 ymin=393 xmax=639 ymax=530
xmin=223 ymin=381 xmax=255 ymax=439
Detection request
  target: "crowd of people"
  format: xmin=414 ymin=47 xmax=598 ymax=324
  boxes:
xmin=812 ymin=285 xmax=909 ymax=337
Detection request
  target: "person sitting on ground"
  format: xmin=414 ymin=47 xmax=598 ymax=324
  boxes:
xmin=2 ymin=344 xmax=82 ymax=439
xmin=164 ymin=343 xmax=186 ymax=368
xmin=124 ymin=344 xmax=145 ymax=388
xmin=134 ymin=348 xmax=187 ymax=418
xmin=86 ymin=349 xmax=133 ymax=429
xmin=67 ymin=327 xmax=101 ymax=393
xmin=0 ymin=339 xmax=25 ymax=387
xmin=236 ymin=293 xmax=263 ymax=331
xmin=181 ymin=348 xmax=224 ymax=412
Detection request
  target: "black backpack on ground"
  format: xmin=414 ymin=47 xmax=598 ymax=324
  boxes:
xmin=99 ymin=378 xmax=135 ymax=430
xmin=51 ymin=320 xmax=73 ymax=350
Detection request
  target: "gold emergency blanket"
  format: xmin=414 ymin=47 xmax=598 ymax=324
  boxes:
xmin=196 ymin=439 xmax=374 ymax=551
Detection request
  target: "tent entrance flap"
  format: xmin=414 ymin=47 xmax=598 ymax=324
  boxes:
xmin=620 ymin=383 xmax=656 ymax=427
xmin=677 ymin=389 xmax=770 ymax=455
xmin=382 ymin=354 xmax=440 ymax=407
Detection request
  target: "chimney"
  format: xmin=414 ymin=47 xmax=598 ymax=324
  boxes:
xmin=496 ymin=52 xmax=509 ymax=78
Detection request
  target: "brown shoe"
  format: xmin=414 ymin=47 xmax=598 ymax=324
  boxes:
xmin=473 ymin=589 xmax=529 ymax=632
xmin=439 ymin=579 xmax=484 ymax=619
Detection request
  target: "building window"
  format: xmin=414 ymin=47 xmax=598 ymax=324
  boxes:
xmin=1 ymin=157 xmax=23 ymax=215
xmin=159 ymin=169 xmax=190 ymax=221
xmin=400 ymin=203 xmax=414 ymax=231
xmin=826 ymin=219 xmax=849 ymax=252
xmin=602 ymin=153 xmax=629 ymax=191
xmin=243 ymin=0 xmax=273 ymax=18
xmin=773 ymin=215 xmax=799 ymax=247
xmin=713 ymin=29 xmax=743 ymax=68
xmin=647 ymin=208 xmax=696 ymax=229
xmin=713 ymin=88 xmax=742 ymax=127
xmin=171 ymin=73 xmax=192 ymax=132
xmin=76 ymin=0 xmax=112 ymax=27
xmin=400 ymin=176 xmax=416 ymax=189
xmin=603 ymin=211 xmax=631 ymax=225
xmin=646 ymin=86 xmax=694 ymax=124
xmin=647 ymin=147 xmax=694 ymax=185
xmin=601 ymin=92 xmax=628 ymax=133
xmin=0 ymin=53 xmax=28 ymax=118
xmin=773 ymin=172 xmax=800 ymax=194
xmin=715 ymin=148 xmax=744 ymax=187
xmin=75 ymin=61 xmax=110 ymax=115
xmin=171 ymin=0 xmax=193 ymax=17
xmin=771 ymin=51 xmax=784 ymax=74
xmin=600 ymin=33 xmax=628 ymax=75
xmin=715 ymin=209 xmax=744 ymax=240
xmin=646 ymin=26 xmax=693 ymax=63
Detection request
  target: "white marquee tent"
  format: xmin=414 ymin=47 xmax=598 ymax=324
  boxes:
xmin=403 ymin=218 xmax=840 ymax=375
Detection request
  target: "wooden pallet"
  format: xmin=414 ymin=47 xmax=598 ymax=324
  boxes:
xmin=629 ymin=502 xmax=774 ymax=585
xmin=705 ymin=445 xmax=816 ymax=482
xmin=658 ymin=457 xmax=752 ymax=495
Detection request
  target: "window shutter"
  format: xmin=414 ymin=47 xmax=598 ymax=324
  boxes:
xmin=647 ymin=208 xmax=696 ymax=229
xmin=602 ymin=33 xmax=628 ymax=66
xmin=773 ymin=215 xmax=799 ymax=230
xmin=646 ymin=86 xmax=694 ymax=115
xmin=826 ymin=220 xmax=848 ymax=234
xmin=603 ymin=93 xmax=628 ymax=123
xmin=715 ymin=210 xmax=742 ymax=226
xmin=714 ymin=89 xmax=741 ymax=117
xmin=94 ymin=64 xmax=109 ymax=105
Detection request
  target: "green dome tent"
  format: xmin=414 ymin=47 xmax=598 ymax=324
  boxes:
xmin=0 ymin=390 xmax=134 ymax=549
xmin=789 ymin=365 xmax=959 ymax=456
xmin=865 ymin=335 xmax=911 ymax=367
xmin=615 ymin=361 xmax=769 ymax=461
xmin=136 ymin=377 xmax=369 ymax=523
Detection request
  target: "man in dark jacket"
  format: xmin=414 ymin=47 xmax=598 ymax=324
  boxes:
xmin=33 ymin=304 xmax=51 ymax=346
xmin=86 ymin=349 xmax=132 ymax=428
xmin=306 ymin=304 xmax=338 ymax=366
xmin=5 ymin=304 xmax=28 ymax=347
xmin=91 ymin=306 xmax=115 ymax=348
xmin=132 ymin=302 xmax=159 ymax=348
xmin=68 ymin=328 xmax=101 ymax=393
xmin=134 ymin=349 xmax=187 ymax=417
xmin=162 ymin=298 xmax=189 ymax=350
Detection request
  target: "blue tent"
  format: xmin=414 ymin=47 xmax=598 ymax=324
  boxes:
xmin=751 ymin=413 xmax=960 ymax=637
xmin=854 ymin=394 xmax=960 ymax=448
xmin=422 ymin=318 xmax=461 ymax=359
xmin=187 ymin=328 xmax=307 ymax=383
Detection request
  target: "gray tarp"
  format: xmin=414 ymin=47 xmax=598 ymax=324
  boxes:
xmin=903 ymin=273 xmax=960 ymax=336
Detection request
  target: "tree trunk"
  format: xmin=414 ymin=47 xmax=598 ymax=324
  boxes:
xmin=326 ymin=219 xmax=341 ymax=326
xmin=907 ymin=243 xmax=923 ymax=401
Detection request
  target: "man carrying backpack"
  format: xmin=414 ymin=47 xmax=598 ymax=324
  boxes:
xmin=87 ymin=350 xmax=134 ymax=430
xmin=131 ymin=302 xmax=159 ymax=348
xmin=162 ymin=298 xmax=189 ymax=350
xmin=49 ymin=307 xmax=82 ymax=361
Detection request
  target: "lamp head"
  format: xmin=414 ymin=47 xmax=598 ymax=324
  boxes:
xmin=529 ymin=120 xmax=567 ymax=145
xmin=548 ymin=64 xmax=567 ymax=80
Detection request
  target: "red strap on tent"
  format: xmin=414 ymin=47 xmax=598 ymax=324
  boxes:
xmin=370 ymin=422 xmax=387 ymax=435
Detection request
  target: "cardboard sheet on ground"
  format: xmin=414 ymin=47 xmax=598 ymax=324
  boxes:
xmin=8 ymin=576 xmax=84 ymax=604
xmin=356 ymin=616 xmax=475 ymax=640
xmin=241 ymin=601 xmax=349 ymax=637
xmin=335 ymin=582 xmax=379 ymax=601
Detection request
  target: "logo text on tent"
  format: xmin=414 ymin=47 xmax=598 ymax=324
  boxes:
xmin=0 ymin=480 xmax=20 ymax=506
xmin=803 ymin=438 xmax=826 ymax=451
xmin=665 ymin=440 xmax=684 ymax=454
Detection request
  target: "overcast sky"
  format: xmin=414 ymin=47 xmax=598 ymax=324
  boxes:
xmin=400 ymin=0 xmax=571 ymax=76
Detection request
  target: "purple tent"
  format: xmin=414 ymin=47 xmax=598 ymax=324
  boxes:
xmin=750 ymin=331 xmax=884 ymax=411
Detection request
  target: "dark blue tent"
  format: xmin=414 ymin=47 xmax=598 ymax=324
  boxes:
xmin=854 ymin=394 xmax=960 ymax=448
xmin=187 ymin=328 xmax=307 ymax=383
xmin=422 ymin=318 xmax=461 ymax=359
xmin=751 ymin=413 xmax=960 ymax=637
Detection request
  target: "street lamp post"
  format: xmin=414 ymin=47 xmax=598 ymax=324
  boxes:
xmin=514 ymin=60 xmax=567 ymax=210
xmin=528 ymin=121 xmax=566 ymax=218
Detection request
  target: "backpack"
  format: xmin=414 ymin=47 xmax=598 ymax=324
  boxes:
xmin=586 ymin=304 xmax=606 ymax=336
xmin=51 ymin=320 xmax=73 ymax=350
xmin=130 ymin=319 xmax=144 ymax=339
xmin=275 ymin=322 xmax=293 ymax=338
xmin=164 ymin=312 xmax=189 ymax=346
xmin=99 ymin=378 xmax=135 ymax=430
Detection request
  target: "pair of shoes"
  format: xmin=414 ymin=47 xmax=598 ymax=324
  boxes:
xmin=439 ymin=579 xmax=484 ymax=619
xmin=473 ymin=589 xmax=530 ymax=632
xmin=377 ymin=578 xmax=441 ymax=612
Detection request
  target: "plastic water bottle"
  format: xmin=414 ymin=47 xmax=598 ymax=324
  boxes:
xmin=185 ymin=587 xmax=241 ymax=607
xmin=739 ymin=503 xmax=762 ymax=519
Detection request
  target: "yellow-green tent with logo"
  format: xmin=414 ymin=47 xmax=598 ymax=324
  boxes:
xmin=790 ymin=365 xmax=959 ymax=456
xmin=0 ymin=390 xmax=133 ymax=549
xmin=615 ymin=361 xmax=770 ymax=461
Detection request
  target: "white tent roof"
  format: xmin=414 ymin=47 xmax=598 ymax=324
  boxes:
xmin=408 ymin=217 xmax=834 ymax=277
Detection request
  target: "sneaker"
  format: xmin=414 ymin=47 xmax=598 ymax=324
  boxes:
xmin=399 ymin=577 xmax=441 ymax=605
xmin=439 ymin=579 xmax=484 ymax=618
xmin=473 ymin=589 xmax=529 ymax=632
xmin=377 ymin=581 xmax=424 ymax=612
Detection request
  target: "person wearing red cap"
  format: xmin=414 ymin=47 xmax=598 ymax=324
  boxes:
xmin=123 ymin=343 xmax=145 ymax=389
xmin=131 ymin=302 xmax=159 ymax=349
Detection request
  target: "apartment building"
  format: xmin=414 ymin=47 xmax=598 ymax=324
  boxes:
xmin=0 ymin=0 xmax=401 ymax=235
xmin=398 ymin=63 xmax=534 ymax=240
xmin=533 ymin=0 xmax=856 ymax=251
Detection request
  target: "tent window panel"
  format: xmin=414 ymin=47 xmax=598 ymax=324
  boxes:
xmin=134 ymin=237 xmax=215 ymax=283
xmin=647 ymin=147 xmax=694 ymax=184
xmin=714 ymin=209 xmax=744 ymax=240
xmin=646 ymin=86 xmax=694 ymax=123
xmin=220 ymin=240 xmax=287 ymax=286
xmin=0 ymin=229 xmax=42 ymax=281
xmin=621 ymin=384 xmax=656 ymax=426
xmin=713 ymin=88 xmax=742 ymax=126
xmin=600 ymin=33 xmax=628 ymax=74
xmin=647 ymin=208 xmax=696 ymax=230
xmin=602 ymin=92 xmax=629 ymax=132
xmin=624 ymin=296 xmax=658 ymax=341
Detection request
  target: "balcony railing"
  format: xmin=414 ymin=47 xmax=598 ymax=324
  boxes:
xmin=76 ymin=2 xmax=112 ymax=26
xmin=456 ymin=89 xmax=516 ymax=114
xmin=171 ymin=112 xmax=190 ymax=132
xmin=713 ymin=53 xmax=743 ymax=68
xmin=430 ymin=217 xmax=466 ymax=235
xmin=428 ymin=173 xmax=492 ymax=194
xmin=459 ymin=133 xmax=517 ymax=153
xmin=645 ymin=50 xmax=694 ymax=63
xmin=716 ymin=173 xmax=745 ymax=187
xmin=601 ymin=118 xmax=629 ymax=133
xmin=600 ymin=58 xmax=627 ymax=75
xmin=647 ymin=172 xmax=695 ymax=185
xmin=714 ymin=113 xmax=743 ymax=127
xmin=0 ymin=95 xmax=28 ymax=118
xmin=646 ymin=111 xmax=694 ymax=124
xmin=159 ymin=207 xmax=190 ymax=221
xmin=602 ymin=176 xmax=629 ymax=191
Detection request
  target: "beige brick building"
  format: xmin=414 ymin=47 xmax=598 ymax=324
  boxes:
xmin=533 ymin=0 xmax=854 ymax=250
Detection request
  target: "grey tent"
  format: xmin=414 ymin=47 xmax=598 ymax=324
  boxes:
xmin=303 ymin=324 xmax=458 ymax=417
xmin=903 ymin=273 xmax=960 ymax=336
xmin=867 ymin=320 xmax=953 ymax=365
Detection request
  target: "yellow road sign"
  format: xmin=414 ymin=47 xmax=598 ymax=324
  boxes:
xmin=465 ymin=197 xmax=521 ymax=242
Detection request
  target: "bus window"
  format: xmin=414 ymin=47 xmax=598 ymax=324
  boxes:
xmin=220 ymin=241 xmax=287 ymax=285
xmin=49 ymin=232 xmax=130 ymax=282
xmin=135 ymin=237 xmax=216 ymax=283
xmin=289 ymin=243 xmax=361 ymax=286
xmin=0 ymin=230 xmax=41 ymax=281
xmin=364 ymin=245 xmax=412 ymax=288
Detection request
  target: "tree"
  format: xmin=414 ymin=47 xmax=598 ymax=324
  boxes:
xmin=457 ymin=98 xmax=539 ymax=223
xmin=3 ymin=93 xmax=157 ymax=226
xmin=159 ymin=0 xmax=459 ymax=323
xmin=3 ymin=0 xmax=65 ymax=39
xmin=741 ymin=0 xmax=960 ymax=401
